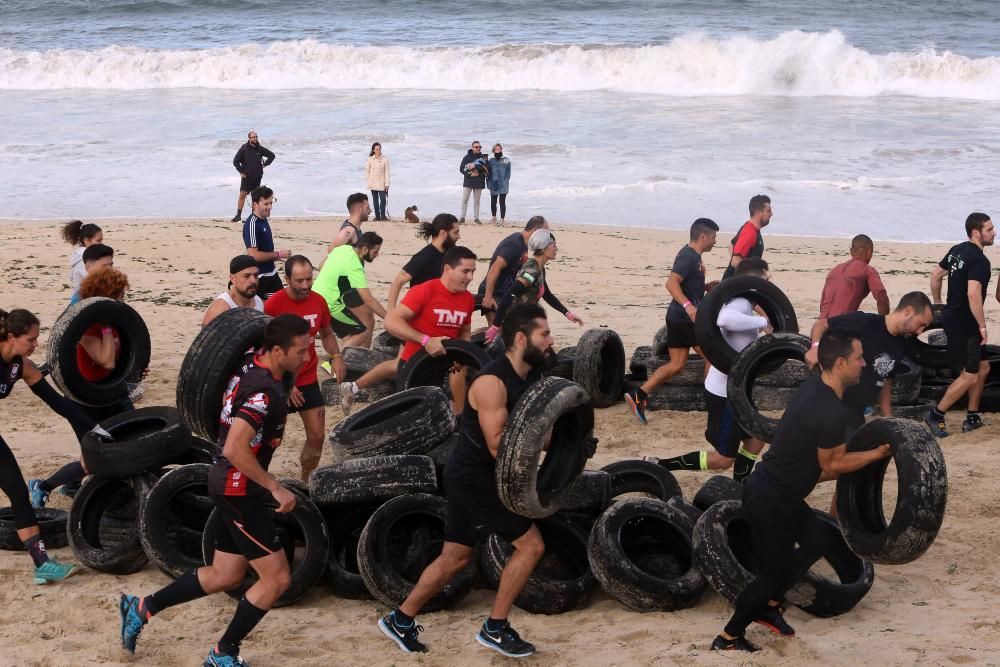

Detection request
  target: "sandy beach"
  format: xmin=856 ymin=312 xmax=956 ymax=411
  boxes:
xmin=1 ymin=215 xmax=998 ymax=666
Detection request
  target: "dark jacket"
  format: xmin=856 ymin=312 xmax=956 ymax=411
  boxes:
xmin=460 ymin=150 xmax=487 ymax=189
xmin=233 ymin=142 xmax=275 ymax=179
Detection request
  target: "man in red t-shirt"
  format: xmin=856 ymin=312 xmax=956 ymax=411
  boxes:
xmin=340 ymin=246 xmax=477 ymax=415
xmin=264 ymin=255 xmax=346 ymax=480
xmin=722 ymin=194 xmax=772 ymax=280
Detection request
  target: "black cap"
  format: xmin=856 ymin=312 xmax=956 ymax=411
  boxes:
xmin=230 ymin=255 xmax=257 ymax=274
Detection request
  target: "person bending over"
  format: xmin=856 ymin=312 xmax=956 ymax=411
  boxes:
xmin=817 ymin=234 xmax=890 ymax=319
xmin=477 ymin=216 xmax=549 ymax=325
xmin=314 ymin=231 xmax=386 ymax=350
xmin=386 ymin=213 xmax=461 ymax=310
xmin=203 ymin=255 xmax=265 ymax=327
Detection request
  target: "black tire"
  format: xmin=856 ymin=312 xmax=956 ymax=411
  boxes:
xmin=692 ymin=475 xmax=742 ymax=511
xmin=753 ymin=359 xmax=810 ymax=387
xmin=572 ymin=328 xmax=626 ymax=408
xmin=322 ymin=503 xmax=381 ymax=599
xmin=177 ymin=436 xmax=217 ymax=465
xmin=139 ymin=464 xmax=210 ymax=577
xmin=628 ymin=346 xmax=652 ymax=380
xmin=0 ymin=508 xmax=68 ymax=550
xmin=358 ymin=493 xmax=477 ymax=612
xmin=480 ymin=513 xmax=595 ymax=614
xmin=201 ymin=488 xmax=329 ymax=607
xmin=496 ymin=377 xmax=595 ymax=519
xmin=176 ymin=307 xmax=269 ymax=441
xmin=889 ymin=358 xmax=922 ymax=404
xmin=645 ymin=385 xmax=707 ymax=412
xmin=664 ymin=496 xmax=703 ymax=532
xmin=644 ymin=355 xmax=705 ymax=385
xmin=907 ymin=305 xmax=948 ymax=370
xmin=396 ymin=339 xmax=492 ymax=393
xmin=890 ymin=399 xmax=935 ymax=422
xmin=328 ymin=387 xmax=454 ymax=458
xmin=600 ymin=459 xmax=682 ymax=502
xmin=69 ymin=474 xmax=157 ymax=574
xmin=545 ymin=345 xmax=576 ymax=380
xmin=588 ymin=497 xmax=706 ymax=611
xmin=652 ymin=325 xmax=670 ymax=357
xmin=309 ymin=456 xmax=438 ymax=506
xmin=342 ymin=346 xmax=392 ymax=381
xmin=47 ymin=297 xmax=151 ymax=407
xmin=80 ymin=406 xmax=192 ymax=478
xmin=372 ymin=331 xmax=402 ymax=358
xmin=558 ymin=470 xmax=611 ymax=514
xmin=695 ymin=276 xmax=798 ymax=374
xmin=750 ymin=385 xmax=797 ymax=412
xmin=728 ymin=332 xmax=812 ymax=442
xmin=836 ymin=417 xmax=947 ymax=565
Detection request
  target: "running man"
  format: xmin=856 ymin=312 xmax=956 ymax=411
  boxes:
xmin=926 ymin=212 xmax=994 ymax=437
xmin=644 ymin=258 xmax=771 ymax=480
xmin=386 ymin=213 xmax=461 ymax=309
xmin=314 ymin=231 xmax=386 ymax=349
xmin=264 ymin=255 xmax=346 ymax=480
xmin=625 ymin=218 xmax=719 ymax=424
xmin=327 ymin=192 xmax=371 ymax=251
xmin=231 ymin=130 xmax=275 ymax=222
xmin=477 ymin=216 xmax=549 ymax=324
xmin=202 ymin=255 xmax=265 ymax=327
xmin=340 ymin=246 xmax=477 ymax=416
xmin=817 ymin=234 xmax=890 ymax=318
xmin=722 ymin=194 xmax=771 ymax=280
xmin=119 ymin=315 xmax=310 ymax=667
xmin=711 ymin=328 xmax=891 ymax=652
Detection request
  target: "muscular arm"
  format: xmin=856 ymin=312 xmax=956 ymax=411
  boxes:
xmin=384 ymin=303 xmax=423 ymax=343
xmin=467 ymin=375 xmax=508 ymax=458
xmin=665 ymin=272 xmax=695 ymax=321
xmin=817 ymin=442 xmax=891 ymax=477
xmin=869 ymin=268 xmax=890 ymax=315
xmin=202 ymin=299 xmax=230 ymax=327
xmin=930 ymin=266 xmax=947 ymax=303
xmin=879 ymin=380 xmax=892 ymax=417
xmin=387 ymin=269 xmax=412 ymax=310
xmin=79 ymin=330 xmax=116 ymax=370
xmin=968 ymin=279 xmax=987 ymax=333
xmin=327 ymin=228 xmax=355 ymax=253
xmin=355 ymin=287 xmax=387 ymax=320
xmin=222 ymin=418 xmax=283 ymax=493
xmin=805 ymin=317 xmax=830 ymax=368
xmin=482 ymin=256 xmax=509 ymax=308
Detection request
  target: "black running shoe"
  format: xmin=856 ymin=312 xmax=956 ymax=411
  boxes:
xmin=475 ymin=621 xmax=535 ymax=658
xmin=755 ymin=606 xmax=795 ymax=636
xmin=231 ymin=214 xmax=242 ymax=223
xmin=711 ymin=635 xmax=760 ymax=652
xmin=378 ymin=612 xmax=427 ymax=653
xmin=924 ymin=411 xmax=948 ymax=437
xmin=962 ymin=414 xmax=984 ymax=433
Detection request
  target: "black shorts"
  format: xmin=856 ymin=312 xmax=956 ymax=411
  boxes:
xmin=240 ymin=175 xmax=262 ymax=193
xmin=330 ymin=307 xmax=367 ymax=338
xmin=443 ymin=476 xmax=533 ymax=547
xmin=665 ymin=318 xmax=698 ymax=350
xmin=212 ymin=494 xmax=281 ymax=561
xmin=945 ymin=325 xmax=986 ymax=376
xmin=704 ymin=390 xmax=748 ymax=458
xmin=257 ymin=273 xmax=283 ymax=301
xmin=288 ymin=381 xmax=323 ymax=413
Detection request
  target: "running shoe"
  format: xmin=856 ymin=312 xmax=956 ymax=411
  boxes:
xmin=339 ymin=383 xmax=357 ymax=416
xmin=624 ymin=389 xmax=648 ymax=425
xmin=475 ymin=621 xmax=535 ymax=658
xmin=379 ymin=611 xmax=427 ymax=653
xmin=230 ymin=214 xmax=242 ymax=223
xmin=33 ymin=558 xmax=77 ymax=585
xmin=711 ymin=635 xmax=760 ymax=652
xmin=924 ymin=411 xmax=948 ymax=438
xmin=28 ymin=479 xmax=49 ymax=509
xmin=755 ymin=606 xmax=795 ymax=636
xmin=962 ymin=414 xmax=984 ymax=433
xmin=119 ymin=594 xmax=147 ymax=653
xmin=204 ymin=647 xmax=248 ymax=666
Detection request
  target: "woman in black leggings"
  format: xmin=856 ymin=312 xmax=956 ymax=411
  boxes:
xmin=0 ymin=308 xmax=110 ymax=584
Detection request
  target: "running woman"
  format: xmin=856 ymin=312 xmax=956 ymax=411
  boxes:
xmin=62 ymin=219 xmax=103 ymax=295
xmin=203 ymin=255 xmax=265 ymax=327
xmin=119 ymin=315 xmax=310 ymax=667
xmin=386 ymin=213 xmax=461 ymax=309
xmin=0 ymin=308 xmax=111 ymax=584
xmin=722 ymin=194 xmax=771 ymax=280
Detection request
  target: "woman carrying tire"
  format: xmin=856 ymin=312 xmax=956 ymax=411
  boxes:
xmin=62 ymin=219 xmax=103 ymax=297
xmin=0 ymin=308 xmax=112 ymax=584
xmin=366 ymin=142 xmax=390 ymax=221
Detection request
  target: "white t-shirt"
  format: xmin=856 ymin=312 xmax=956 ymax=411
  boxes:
xmin=69 ymin=247 xmax=87 ymax=291
xmin=216 ymin=291 xmax=264 ymax=312
xmin=704 ymin=297 xmax=768 ymax=397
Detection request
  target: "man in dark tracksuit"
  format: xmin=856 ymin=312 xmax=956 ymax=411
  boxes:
xmin=232 ymin=130 xmax=276 ymax=222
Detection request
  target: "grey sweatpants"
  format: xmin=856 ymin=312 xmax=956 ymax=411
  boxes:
xmin=461 ymin=187 xmax=483 ymax=220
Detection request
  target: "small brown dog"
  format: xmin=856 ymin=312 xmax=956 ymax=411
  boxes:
xmin=404 ymin=205 xmax=419 ymax=224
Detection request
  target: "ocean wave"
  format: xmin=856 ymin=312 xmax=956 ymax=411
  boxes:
xmin=1 ymin=31 xmax=1000 ymax=98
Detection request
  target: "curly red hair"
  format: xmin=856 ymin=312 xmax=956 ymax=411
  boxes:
xmin=79 ymin=267 xmax=130 ymax=300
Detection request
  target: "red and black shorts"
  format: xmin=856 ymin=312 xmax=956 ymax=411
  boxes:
xmin=212 ymin=494 xmax=281 ymax=561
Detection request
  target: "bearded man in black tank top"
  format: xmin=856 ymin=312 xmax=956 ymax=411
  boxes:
xmin=378 ymin=303 xmax=555 ymax=659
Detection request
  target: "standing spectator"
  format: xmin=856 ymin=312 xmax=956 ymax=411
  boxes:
xmin=722 ymin=194 xmax=772 ymax=280
xmin=62 ymin=220 xmax=103 ymax=295
xmin=314 ymin=231 xmax=387 ymax=349
xmin=202 ymin=255 xmax=265 ymax=327
xmin=487 ymin=143 xmax=511 ymax=225
xmin=477 ymin=216 xmax=549 ymax=324
xmin=243 ymin=186 xmax=290 ymax=301
xmin=367 ymin=143 xmax=391 ymax=221
xmin=387 ymin=213 xmax=462 ymax=309
xmin=328 ymin=193 xmax=372 ymax=251
xmin=69 ymin=244 xmax=115 ymax=305
xmin=817 ymin=234 xmax=890 ymax=319
xmin=459 ymin=141 xmax=487 ymax=225
xmin=231 ymin=130 xmax=275 ymax=222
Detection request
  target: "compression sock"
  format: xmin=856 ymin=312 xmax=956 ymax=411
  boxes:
xmin=967 ymin=410 xmax=981 ymax=418
xmin=658 ymin=451 xmax=706 ymax=471
xmin=39 ymin=461 xmax=86 ymax=493
xmin=24 ymin=535 xmax=49 ymax=567
xmin=218 ymin=596 xmax=268 ymax=657
xmin=144 ymin=570 xmax=207 ymax=615
xmin=733 ymin=446 xmax=760 ymax=483
xmin=485 ymin=617 xmax=507 ymax=632
xmin=932 ymin=407 xmax=946 ymax=420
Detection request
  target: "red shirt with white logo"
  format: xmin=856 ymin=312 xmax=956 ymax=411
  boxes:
xmin=400 ymin=279 xmax=475 ymax=361
xmin=264 ymin=289 xmax=332 ymax=386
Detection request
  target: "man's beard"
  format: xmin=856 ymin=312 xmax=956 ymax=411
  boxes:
xmin=236 ymin=285 xmax=257 ymax=299
xmin=362 ymin=253 xmax=374 ymax=264
xmin=524 ymin=340 xmax=553 ymax=369
xmin=442 ymin=235 xmax=457 ymax=250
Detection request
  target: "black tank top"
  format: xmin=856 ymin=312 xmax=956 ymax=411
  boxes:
xmin=0 ymin=354 xmax=25 ymax=400
xmin=445 ymin=355 xmax=541 ymax=485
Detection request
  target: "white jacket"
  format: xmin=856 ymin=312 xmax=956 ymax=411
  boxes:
xmin=69 ymin=247 xmax=87 ymax=291
xmin=366 ymin=155 xmax=390 ymax=191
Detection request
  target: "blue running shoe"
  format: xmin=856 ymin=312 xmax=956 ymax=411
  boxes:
xmin=33 ymin=558 xmax=77 ymax=585
xmin=624 ymin=389 xmax=648 ymax=425
xmin=28 ymin=479 xmax=49 ymax=509
xmin=378 ymin=611 xmax=427 ymax=653
xmin=119 ymin=594 xmax=147 ymax=653
xmin=204 ymin=647 xmax=249 ymax=666
xmin=475 ymin=621 xmax=535 ymax=658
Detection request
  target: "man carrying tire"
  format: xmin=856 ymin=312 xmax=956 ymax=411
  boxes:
xmin=242 ymin=186 xmax=290 ymax=301
xmin=119 ymin=315 xmax=310 ymax=667
xmin=340 ymin=246 xmax=477 ymax=416
xmin=712 ymin=328 xmax=891 ymax=652
xmin=722 ymin=194 xmax=771 ymax=280
xmin=926 ymin=212 xmax=994 ymax=437
xmin=378 ymin=303 xmax=555 ymax=658
xmin=314 ymin=231 xmax=386 ymax=350
xmin=625 ymin=218 xmax=719 ymax=424
xmin=264 ymin=255 xmax=346 ymax=480
xmin=477 ymin=216 xmax=549 ymax=324
xmin=203 ymin=255 xmax=265 ymax=327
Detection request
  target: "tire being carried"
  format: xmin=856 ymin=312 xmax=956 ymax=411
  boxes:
xmin=396 ymin=339 xmax=491 ymax=393
xmin=81 ymin=406 xmax=192 ymax=478
xmin=572 ymin=328 xmax=626 ymax=408
xmin=327 ymin=387 xmax=454 ymax=458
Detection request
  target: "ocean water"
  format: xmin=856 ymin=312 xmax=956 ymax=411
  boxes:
xmin=2 ymin=0 xmax=999 ymax=240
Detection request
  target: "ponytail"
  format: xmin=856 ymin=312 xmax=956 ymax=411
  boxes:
xmin=416 ymin=213 xmax=458 ymax=241
xmin=0 ymin=308 xmax=39 ymax=341
xmin=61 ymin=220 xmax=102 ymax=246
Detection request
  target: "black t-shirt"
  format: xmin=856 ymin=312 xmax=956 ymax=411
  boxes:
xmin=403 ymin=244 xmax=445 ymax=287
xmin=0 ymin=354 xmax=24 ymax=400
xmin=666 ymin=245 xmax=705 ymax=323
xmin=208 ymin=358 xmax=289 ymax=496
xmin=939 ymin=241 xmax=991 ymax=332
xmin=445 ymin=355 xmax=542 ymax=485
xmin=750 ymin=375 xmax=854 ymax=500
xmin=478 ymin=232 xmax=527 ymax=298
xmin=830 ymin=312 xmax=907 ymax=417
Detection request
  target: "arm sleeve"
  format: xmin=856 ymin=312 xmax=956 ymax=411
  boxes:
xmin=938 ymin=255 xmax=949 ymax=271
xmin=716 ymin=302 xmax=767 ymax=332
xmin=495 ymin=280 xmax=531 ymax=323
xmin=243 ymin=221 xmax=255 ymax=249
xmin=233 ymin=146 xmax=244 ymax=172
xmin=541 ymin=281 xmax=569 ymax=315
xmin=732 ymin=226 xmax=757 ymax=257
xmin=30 ymin=379 xmax=97 ymax=433
xmin=817 ymin=278 xmax=833 ymax=319
xmin=260 ymin=146 xmax=275 ymax=166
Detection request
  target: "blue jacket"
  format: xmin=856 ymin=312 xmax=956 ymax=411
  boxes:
xmin=487 ymin=156 xmax=511 ymax=194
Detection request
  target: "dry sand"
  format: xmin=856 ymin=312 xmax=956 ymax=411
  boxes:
xmin=1 ymin=216 xmax=998 ymax=666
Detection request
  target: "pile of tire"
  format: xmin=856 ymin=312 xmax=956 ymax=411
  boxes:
xmin=624 ymin=326 xmax=706 ymax=412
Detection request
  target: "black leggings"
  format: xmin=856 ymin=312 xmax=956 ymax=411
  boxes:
xmin=491 ymin=194 xmax=507 ymax=219
xmin=0 ymin=434 xmax=38 ymax=531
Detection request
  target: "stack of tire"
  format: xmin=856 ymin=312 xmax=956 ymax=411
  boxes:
xmin=634 ymin=327 xmax=708 ymax=412
xmin=909 ymin=321 xmax=1000 ymax=413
